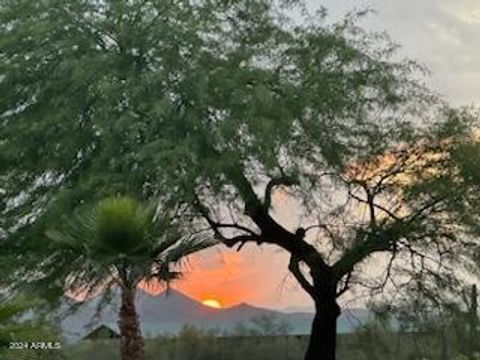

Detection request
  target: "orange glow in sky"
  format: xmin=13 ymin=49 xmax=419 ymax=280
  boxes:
xmin=170 ymin=250 xmax=259 ymax=307
xmin=137 ymin=250 xmax=259 ymax=307
xmin=138 ymin=240 xmax=314 ymax=311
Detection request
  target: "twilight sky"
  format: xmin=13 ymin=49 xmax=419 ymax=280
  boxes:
xmin=167 ymin=0 xmax=480 ymax=311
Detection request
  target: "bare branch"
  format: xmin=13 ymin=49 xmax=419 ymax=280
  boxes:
xmin=336 ymin=271 xmax=353 ymax=297
xmin=288 ymin=256 xmax=315 ymax=298
xmin=264 ymin=175 xmax=296 ymax=209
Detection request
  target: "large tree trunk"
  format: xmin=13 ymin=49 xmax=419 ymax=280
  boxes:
xmin=118 ymin=286 xmax=144 ymax=360
xmin=304 ymin=297 xmax=341 ymax=360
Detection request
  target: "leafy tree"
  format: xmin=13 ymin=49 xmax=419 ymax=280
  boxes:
xmin=45 ymin=196 xmax=214 ymax=360
xmin=1 ymin=1 xmax=479 ymax=359
xmin=366 ymin=283 xmax=480 ymax=360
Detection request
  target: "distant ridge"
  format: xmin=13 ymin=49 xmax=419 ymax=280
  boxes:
xmin=56 ymin=288 xmax=371 ymax=342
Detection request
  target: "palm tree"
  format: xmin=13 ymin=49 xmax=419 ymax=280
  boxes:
xmin=46 ymin=196 xmax=214 ymax=360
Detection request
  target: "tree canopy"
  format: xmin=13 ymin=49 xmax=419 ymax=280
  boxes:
xmin=1 ymin=0 xmax=427 ymax=239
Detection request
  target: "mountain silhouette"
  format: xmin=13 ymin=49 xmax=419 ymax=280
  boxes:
xmin=56 ymin=288 xmax=370 ymax=342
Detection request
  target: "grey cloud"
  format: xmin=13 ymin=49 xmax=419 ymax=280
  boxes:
xmin=307 ymin=0 xmax=480 ymax=104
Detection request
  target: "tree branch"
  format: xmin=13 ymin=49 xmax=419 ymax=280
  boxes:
xmin=288 ymin=256 xmax=316 ymax=298
xmin=333 ymin=186 xmax=449 ymax=281
xmin=336 ymin=271 xmax=353 ymax=297
xmin=264 ymin=175 xmax=295 ymax=209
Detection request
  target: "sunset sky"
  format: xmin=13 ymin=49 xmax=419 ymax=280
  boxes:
xmin=158 ymin=0 xmax=480 ymax=311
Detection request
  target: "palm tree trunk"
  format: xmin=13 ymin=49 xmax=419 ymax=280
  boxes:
xmin=118 ymin=285 xmax=144 ymax=360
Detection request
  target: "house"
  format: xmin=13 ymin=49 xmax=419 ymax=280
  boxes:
xmin=83 ymin=324 xmax=120 ymax=340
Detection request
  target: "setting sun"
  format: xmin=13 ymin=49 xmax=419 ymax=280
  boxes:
xmin=201 ymin=299 xmax=223 ymax=309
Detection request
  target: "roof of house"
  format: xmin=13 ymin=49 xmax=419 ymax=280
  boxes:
xmin=83 ymin=324 xmax=120 ymax=340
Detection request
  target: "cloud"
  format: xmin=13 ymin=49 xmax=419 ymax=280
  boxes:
xmin=311 ymin=0 xmax=480 ymax=105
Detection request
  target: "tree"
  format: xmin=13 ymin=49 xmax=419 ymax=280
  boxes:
xmin=45 ymin=196 xmax=213 ymax=360
xmin=1 ymin=1 xmax=479 ymax=359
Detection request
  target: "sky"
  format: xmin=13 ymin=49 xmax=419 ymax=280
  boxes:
xmin=166 ymin=0 xmax=480 ymax=311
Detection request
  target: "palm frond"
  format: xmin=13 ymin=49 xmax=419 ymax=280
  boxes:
xmin=41 ymin=195 xmax=216 ymax=309
xmin=161 ymin=235 xmax=218 ymax=264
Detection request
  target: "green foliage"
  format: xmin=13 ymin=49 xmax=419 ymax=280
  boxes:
xmin=47 ymin=325 xmax=480 ymax=360
xmin=352 ymin=315 xmax=480 ymax=360
xmin=0 ymin=294 xmax=64 ymax=360
xmin=453 ymin=355 xmax=480 ymax=360
xmin=0 ymin=0 xmax=429 ymax=240
xmin=95 ymin=197 xmax=153 ymax=255
xmin=64 ymin=331 xmax=307 ymax=360
xmin=54 ymin=196 xmax=159 ymax=257
xmin=41 ymin=196 xmax=214 ymax=299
